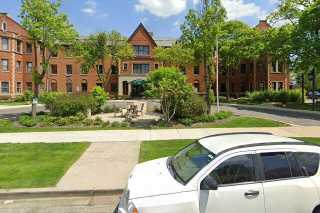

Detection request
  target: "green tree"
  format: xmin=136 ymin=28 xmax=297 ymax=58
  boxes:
xmin=80 ymin=31 xmax=134 ymax=88
xmin=220 ymin=20 xmax=265 ymax=99
xmin=181 ymin=0 xmax=226 ymax=114
xmin=145 ymin=68 xmax=193 ymax=124
xmin=20 ymin=0 xmax=78 ymax=117
xmin=154 ymin=43 xmax=194 ymax=67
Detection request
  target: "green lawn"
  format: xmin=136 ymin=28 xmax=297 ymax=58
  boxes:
xmin=277 ymin=102 xmax=320 ymax=111
xmin=0 ymin=143 xmax=89 ymax=189
xmin=139 ymin=138 xmax=320 ymax=163
xmin=0 ymin=126 xmax=131 ymax=133
xmin=200 ymin=116 xmax=287 ymax=128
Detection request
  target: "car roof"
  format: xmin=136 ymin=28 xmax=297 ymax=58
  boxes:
xmin=198 ymin=132 xmax=304 ymax=154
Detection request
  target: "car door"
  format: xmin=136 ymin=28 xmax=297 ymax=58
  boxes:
xmin=199 ymin=151 xmax=265 ymax=213
xmin=258 ymin=151 xmax=319 ymax=213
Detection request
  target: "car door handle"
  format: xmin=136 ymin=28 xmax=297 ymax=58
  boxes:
xmin=244 ymin=190 xmax=259 ymax=197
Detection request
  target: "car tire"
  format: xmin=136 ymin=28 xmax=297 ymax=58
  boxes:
xmin=314 ymin=207 xmax=320 ymax=213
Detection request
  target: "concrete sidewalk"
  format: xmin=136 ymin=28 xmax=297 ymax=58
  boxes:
xmin=0 ymin=127 xmax=320 ymax=143
xmin=0 ymin=142 xmax=140 ymax=197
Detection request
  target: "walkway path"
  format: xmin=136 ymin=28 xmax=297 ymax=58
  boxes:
xmin=0 ymin=127 xmax=320 ymax=143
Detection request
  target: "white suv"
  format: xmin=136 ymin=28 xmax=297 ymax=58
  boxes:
xmin=115 ymin=132 xmax=320 ymax=213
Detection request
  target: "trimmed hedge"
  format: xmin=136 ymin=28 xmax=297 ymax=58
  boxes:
xmin=178 ymin=111 xmax=233 ymax=126
xmin=246 ymin=90 xmax=301 ymax=104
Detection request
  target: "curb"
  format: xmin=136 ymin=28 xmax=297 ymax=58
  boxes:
xmin=0 ymin=189 xmax=123 ymax=200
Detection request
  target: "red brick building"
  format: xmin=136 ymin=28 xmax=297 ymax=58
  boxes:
xmin=0 ymin=13 xmax=289 ymax=99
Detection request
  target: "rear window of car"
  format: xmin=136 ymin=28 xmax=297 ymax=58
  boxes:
xmin=260 ymin=152 xmax=292 ymax=180
xmin=294 ymin=152 xmax=320 ymax=176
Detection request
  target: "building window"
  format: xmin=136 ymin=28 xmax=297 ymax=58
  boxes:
xmin=240 ymin=64 xmax=246 ymax=74
xmin=194 ymin=81 xmax=200 ymax=93
xmin=66 ymin=79 xmax=72 ymax=93
xmin=134 ymin=45 xmax=150 ymax=56
xmin=193 ymin=66 xmax=200 ymax=75
xmin=259 ymin=82 xmax=265 ymax=91
xmin=81 ymin=80 xmax=88 ymax=93
xmin=111 ymin=83 xmax=118 ymax=93
xmin=16 ymin=40 xmax=22 ymax=53
xmin=272 ymin=81 xmax=284 ymax=91
xmin=50 ymin=80 xmax=58 ymax=92
xmin=1 ymin=59 xmax=8 ymax=71
xmin=96 ymin=82 xmax=103 ymax=88
xmin=133 ymin=64 xmax=150 ymax=74
xmin=2 ymin=37 xmax=9 ymax=51
xmin=16 ymin=61 xmax=21 ymax=72
xmin=1 ymin=81 xmax=9 ymax=93
xmin=1 ymin=22 xmax=7 ymax=31
xmin=123 ymin=63 xmax=128 ymax=70
xmin=111 ymin=65 xmax=118 ymax=75
xmin=155 ymin=64 xmax=159 ymax=69
xmin=51 ymin=64 xmax=58 ymax=75
xmin=66 ymin=64 xmax=72 ymax=75
xmin=272 ymin=60 xmax=284 ymax=73
xmin=1 ymin=82 xmax=9 ymax=93
xmin=96 ymin=65 xmax=104 ymax=75
xmin=26 ymin=62 xmax=33 ymax=72
xmin=26 ymin=82 xmax=32 ymax=91
xmin=16 ymin=82 xmax=22 ymax=94
xmin=26 ymin=42 xmax=32 ymax=54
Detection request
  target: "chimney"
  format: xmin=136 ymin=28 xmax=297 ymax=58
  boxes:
xmin=0 ymin=12 xmax=8 ymax=16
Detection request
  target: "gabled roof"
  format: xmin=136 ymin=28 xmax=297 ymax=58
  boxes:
xmin=154 ymin=37 xmax=177 ymax=47
xmin=128 ymin=23 xmax=157 ymax=46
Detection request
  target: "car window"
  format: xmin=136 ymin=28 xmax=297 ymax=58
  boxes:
xmin=260 ymin=152 xmax=291 ymax=180
xmin=286 ymin=152 xmax=303 ymax=177
xmin=295 ymin=152 xmax=320 ymax=176
xmin=209 ymin=154 xmax=255 ymax=185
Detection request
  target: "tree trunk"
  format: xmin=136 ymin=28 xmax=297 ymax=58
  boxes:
xmin=204 ymin=54 xmax=211 ymax=114
xmin=31 ymin=42 xmax=38 ymax=118
xmin=226 ymin=66 xmax=230 ymax=101
xmin=301 ymin=73 xmax=305 ymax=104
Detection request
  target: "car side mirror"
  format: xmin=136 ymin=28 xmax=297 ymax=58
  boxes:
xmin=200 ymin=176 xmax=218 ymax=191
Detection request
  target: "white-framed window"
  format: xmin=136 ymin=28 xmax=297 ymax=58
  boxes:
xmin=272 ymin=81 xmax=284 ymax=91
xmin=26 ymin=42 xmax=32 ymax=54
xmin=271 ymin=60 xmax=284 ymax=73
xmin=1 ymin=21 xmax=7 ymax=31
xmin=1 ymin=59 xmax=8 ymax=72
xmin=16 ymin=40 xmax=22 ymax=53
xmin=2 ymin=37 xmax=9 ymax=51
xmin=66 ymin=79 xmax=72 ymax=93
xmin=26 ymin=62 xmax=33 ymax=72
xmin=133 ymin=64 xmax=149 ymax=74
xmin=50 ymin=64 xmax=58 ymax=75
xmin=16 ymin=82 xmax=22 ymax=94
xmin=1 ymin=81 xmax=9 ymax=94
xmin=16 ymin=61 xmax=21 ymax=72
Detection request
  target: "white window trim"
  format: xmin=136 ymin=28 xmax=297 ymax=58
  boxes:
xmin=1 ymin=37 xmax=9 ymax=51
xmin=1 ymin=21 xmax=7 ymax=32
xmin=1 ymin=59 xmax=9 ymax=72
xmin=272 ymin=81 xmax=284 ymax=91
xmin=16 ymin=82 xmax=22 ymax=94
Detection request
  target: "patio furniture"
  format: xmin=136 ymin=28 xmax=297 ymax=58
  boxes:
xmin=137 ymin=103 xmax=145 ymax=116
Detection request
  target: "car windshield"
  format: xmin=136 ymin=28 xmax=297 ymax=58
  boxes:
xmin=170 ymin=142 xmax=215 ymax=184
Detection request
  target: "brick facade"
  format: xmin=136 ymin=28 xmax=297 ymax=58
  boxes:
xmin=0 ymin=13 xmax=289 ymax=99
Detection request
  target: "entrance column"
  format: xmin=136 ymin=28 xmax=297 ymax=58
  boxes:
xmin=118 ymin=80 xmax=123 ymax=96
xmin=128 ymin=82 xmax=132 ymax=97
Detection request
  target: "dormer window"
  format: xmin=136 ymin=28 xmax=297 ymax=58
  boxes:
xmin=1 ymin=22 xmax=7 ymax=31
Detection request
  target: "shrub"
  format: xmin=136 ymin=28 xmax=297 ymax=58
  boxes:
xmin=92 ymin=86 xmax=109 ymax=113
xmin=214 ymin=111 xmax=233 ymax=120
xmin=111 ymin=121 xmax=121 ymax=128
xmin=103 ymin=105 xmax=118 ymax=113
xmin=18 ymin=115 xmax=37 ymax=127
xmin=15 ymin=90 xmax=33 ymax=102
xmin=120 ymin=122 xmax=130 ymax=128
xmin=176 ymin=94 xmax=207 ymax=119
xmin=102 ymin=121 xmax=110 ymax=128
xmin=194 ymin=115 xmax=216 ymax=123
xmin=39 ymin=92 xmax=64 ymax=111
xmin=56 ymin=117 xmax=68 ymax=126
xmin=93 ymin=117 xmax=103 ymax=126
xmin=179 ymin=118 xmax=194 ymax=126
xmin=246 ymin=90 xmax=301 ymax=104
xmin=83 ymin=119 xmax=94 ymax=126
xmin=49 ymin=95 xmax=98 ymax=117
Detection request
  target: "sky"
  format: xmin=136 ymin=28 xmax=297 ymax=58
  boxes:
xmin=1 ymin=0 xmax=280 ymax=38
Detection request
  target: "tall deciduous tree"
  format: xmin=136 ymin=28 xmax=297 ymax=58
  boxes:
xmin=220 ymin=20 xmax=265 ymax=99
xmin=20 ymin=0 xmax=78 ymax=117
xmin=154 ymin=43 xmax=194 ymax=68
xmin=181 ymin=0 xmax=226 ymax=114
xmin=80 ymin=31 xmax=134 ymax=87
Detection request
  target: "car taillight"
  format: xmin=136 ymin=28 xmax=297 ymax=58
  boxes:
xmin=133 ymin=208 xmax=139 ymax=213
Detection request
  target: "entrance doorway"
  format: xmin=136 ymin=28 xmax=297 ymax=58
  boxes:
xmin=131 ymin=80 xmax=146 ymax=97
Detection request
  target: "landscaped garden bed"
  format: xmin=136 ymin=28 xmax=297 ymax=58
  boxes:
xmin=0 ymin=143 xmax=89 ymax=189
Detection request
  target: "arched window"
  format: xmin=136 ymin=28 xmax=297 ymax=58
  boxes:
xmin=1 ymin=22 xmax=7 ymax=31
xmin=66 ymin=79 xmax=72 ymax=93
xmin=81 ymin=79 xmax=88 ymax=93
xmin=50 ymin=79 xmax=58 ymax=92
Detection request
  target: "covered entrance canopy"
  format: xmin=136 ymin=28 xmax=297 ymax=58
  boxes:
xmin=131 ymin=79 xmax=146 ymax=97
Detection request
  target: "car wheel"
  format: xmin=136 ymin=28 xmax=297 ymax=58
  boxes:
xmin=314 ymin=207 xmax=320 ymax=213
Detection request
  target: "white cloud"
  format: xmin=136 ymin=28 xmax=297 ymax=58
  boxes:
xmin=135 ymin=0 xmax=187 ymax=18
xmin=222 ymin=0 xmax=267 ymax=20
xmin=81 ymin=0 xmax=97 ymax=16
